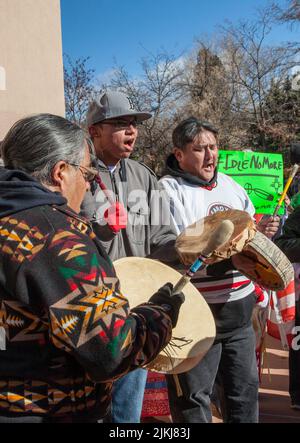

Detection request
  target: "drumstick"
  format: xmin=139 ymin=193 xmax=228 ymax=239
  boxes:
xmin=273 ymin=164 xmax=299 ymax=217
xmin=94 ymin=174 xmax=115 ymax=205
xmin=172 ymin=220 xmax=235 ymax=295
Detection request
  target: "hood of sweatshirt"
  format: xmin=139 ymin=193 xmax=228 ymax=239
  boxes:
xmin=0 ymin=167 xmax=67 ymax=218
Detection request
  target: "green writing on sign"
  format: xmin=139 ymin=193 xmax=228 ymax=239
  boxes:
xmin=218 ymin=150 xmax=284 ymax=215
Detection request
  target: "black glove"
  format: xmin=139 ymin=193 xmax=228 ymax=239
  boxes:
xmin=148 ymin=282 xmax=185 ymax=328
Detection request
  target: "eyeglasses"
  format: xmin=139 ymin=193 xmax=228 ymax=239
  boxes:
xmin=102 ymin=118 xmax=138 ymax=129
xmin=69 ymin=163 xmax=99 ymax=183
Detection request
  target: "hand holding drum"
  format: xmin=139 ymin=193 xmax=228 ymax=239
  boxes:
xmin=113 ymin=219 xmax=234 ymax=374
xmin=113 ymin=257 xmax=217 ymax=374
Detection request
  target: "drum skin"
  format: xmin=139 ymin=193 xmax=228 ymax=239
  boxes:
xmin=176 ymin=209 xmax=256 ymax=266
xmin=114 ymin=257 xmax=216 ymax=374
xmin=236 ymin=231 xmax=294 ymax=291
xmin=175 ymin=210 xmax=293 ymax=291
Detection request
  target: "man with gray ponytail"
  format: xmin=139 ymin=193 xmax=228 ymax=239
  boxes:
xmin=0 ymin=114 xmax=183 ymax=423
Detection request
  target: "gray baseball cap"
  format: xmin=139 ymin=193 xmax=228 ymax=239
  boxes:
xmin=86 ymin=90 xmax=152 ymax=126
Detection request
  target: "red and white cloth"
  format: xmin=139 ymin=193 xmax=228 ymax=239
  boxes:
xmin=254 ymin=283 xmax=269 ymax=309
xmin=266 ymin=266 xmax=298 ymax=348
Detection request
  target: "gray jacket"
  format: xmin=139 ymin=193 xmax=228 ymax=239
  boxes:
xmin=81 ymin=158 xmax=177 ymax=262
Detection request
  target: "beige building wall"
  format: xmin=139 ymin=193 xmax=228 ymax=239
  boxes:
xmin=0 ymin=0 xmax=65 ymax=140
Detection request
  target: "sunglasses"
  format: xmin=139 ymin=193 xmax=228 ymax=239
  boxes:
xmin=102 ymin=118 xmax=139 ymax=129
xmin=69 ymin=163 xmax=99 ymax=183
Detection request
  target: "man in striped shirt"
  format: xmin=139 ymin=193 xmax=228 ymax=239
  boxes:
xmin=159 ymin=117 xmax=279 ymax=423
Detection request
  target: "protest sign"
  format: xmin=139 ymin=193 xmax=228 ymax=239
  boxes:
xmin=218 ymin=150 xmax=284 ymax=215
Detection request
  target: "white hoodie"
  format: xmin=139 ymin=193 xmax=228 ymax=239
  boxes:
xmin=159 ymin=172 xmax=256 ymax=304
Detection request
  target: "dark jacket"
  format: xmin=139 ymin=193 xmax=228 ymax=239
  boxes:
xmin=0 ymin=168 xmax=172 ymax=421
xmin=275 ymin=206 xmax=300 ymax=262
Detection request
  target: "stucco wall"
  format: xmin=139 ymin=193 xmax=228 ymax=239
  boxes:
xmin=0 ymin=0 xmax=65 ymax=140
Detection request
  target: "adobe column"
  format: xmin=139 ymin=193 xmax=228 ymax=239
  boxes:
xmin=0 ymin=0 xmax=65 ymax=140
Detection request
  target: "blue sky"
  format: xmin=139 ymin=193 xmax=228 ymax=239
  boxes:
xmin=60 ymin=0 xmax=299 ymax=79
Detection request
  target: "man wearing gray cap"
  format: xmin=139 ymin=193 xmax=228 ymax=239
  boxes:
xmin=83 ymin=91 xmax=178 ymax=423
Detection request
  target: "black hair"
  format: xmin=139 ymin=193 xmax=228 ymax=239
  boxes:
xmin=172 ymin=117 xmax=218 ymax=150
